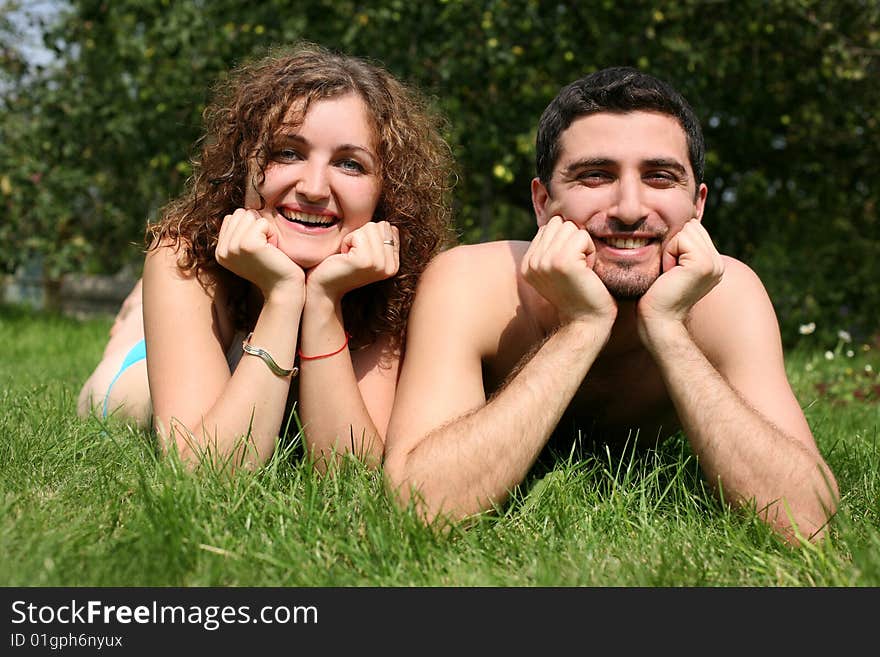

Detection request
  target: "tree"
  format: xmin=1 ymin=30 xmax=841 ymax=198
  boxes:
xmin=2 ymin=0 xmax=877 ymax=345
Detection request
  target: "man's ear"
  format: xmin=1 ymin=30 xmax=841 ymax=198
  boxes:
xmin=693 ymin=183 xmax=708 ymax=222
xmin=531 ymin=177 xmax=552 ymax=227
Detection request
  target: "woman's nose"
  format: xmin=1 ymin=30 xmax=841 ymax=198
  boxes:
xmin=294 ymin=161 xmax=330 ymax=200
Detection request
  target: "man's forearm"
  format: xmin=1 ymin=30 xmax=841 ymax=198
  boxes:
xmin=644 ymin=323 xmax=837 ymax=541
xmin=389 ymin=319 xmax=612 ymax=521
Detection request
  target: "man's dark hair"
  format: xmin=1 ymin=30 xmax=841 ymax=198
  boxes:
xmin=535 ymin=67 xmax=705 ymax=191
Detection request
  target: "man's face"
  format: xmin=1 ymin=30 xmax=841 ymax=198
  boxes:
xmin=531 ymin=110 xmax=708 ymax=299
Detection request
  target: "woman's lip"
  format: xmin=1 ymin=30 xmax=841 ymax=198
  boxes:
xmin=280 ymin=218 xmax=340 ymax=235
xmin=277 ymin=206 xmax=341 ymax=234
xmin=279 ymin=204 xmax=336 ymax=217
xmin=277 ymin=205 xmax=338 ymax=220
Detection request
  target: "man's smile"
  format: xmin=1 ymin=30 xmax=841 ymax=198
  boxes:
xmin=600 ymin=236 xmax=652 ymax=249
xmin=591 ymin=233 xmax=663 ymax=259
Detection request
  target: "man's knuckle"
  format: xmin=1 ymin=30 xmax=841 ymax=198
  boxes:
xmin=549 ymin=254 xmax=568 ymax=270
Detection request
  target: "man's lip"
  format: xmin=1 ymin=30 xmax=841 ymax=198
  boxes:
xmin=591 ymin=236 xmax=661 ymax=261
xmin=593 ymin=235 xmax=660 ymax=248
xmin=591 ymin=232 xmax=659 ymax=240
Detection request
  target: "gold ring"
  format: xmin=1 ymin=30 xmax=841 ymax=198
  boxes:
xmin=382 ymin=239 xmax=395 ymax=246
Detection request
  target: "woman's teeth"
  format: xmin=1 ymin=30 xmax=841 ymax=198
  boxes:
xmin=280 ymin=209 xmax=337 ymax=226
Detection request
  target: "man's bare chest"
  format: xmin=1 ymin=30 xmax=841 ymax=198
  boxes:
xmin=484 ymin=330 xmax=680 ymax=443
xmin=563 ymin=351 xmax=679 ymax=444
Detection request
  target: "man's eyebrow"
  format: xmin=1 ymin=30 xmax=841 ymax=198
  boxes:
xmin=644 ymin=158 xmax=688 ymax=177
xmin=560 ymin=157 xmax=615 ymax=175
xmin=560 ymin=157 xmax=689 ymax=178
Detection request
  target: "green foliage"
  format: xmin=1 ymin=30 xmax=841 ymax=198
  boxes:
xmin=1 ymin=0 xmax=877 ymax=343
xmin=790 ymin=333 xmax=880 ymax=405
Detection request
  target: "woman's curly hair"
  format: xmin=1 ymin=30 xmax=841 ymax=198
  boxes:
xmin=147 ymin=42 xmax=455 ymax=349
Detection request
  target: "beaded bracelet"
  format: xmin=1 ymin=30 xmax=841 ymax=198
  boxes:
xmin=242 ymin=333 xmax=298 ymax=377
xmin=298 ymin=332 xmax=351 ymax=361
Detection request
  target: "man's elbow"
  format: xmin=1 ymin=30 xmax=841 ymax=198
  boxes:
xmin=383 ymin=446 xmax=450 ymax=524
xmin=809 ymin=465 xmax=840 ymax=540
xmin=768 ymin=478 xmax=840 ymax=545
xmin=773 ymin=506 xmax=834 ymax=546
xmin=383 ymin=446 xmax=418 ymax=509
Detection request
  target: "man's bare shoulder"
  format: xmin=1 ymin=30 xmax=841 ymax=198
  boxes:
xmin=421 ymin=240 xmax=529 ymax=281
xmin=704 ymin=255 xmax=773 ymax=309
xmin=690 ymin=255 xmax=782 ymax=359
xmin=409 ymin=240 xmax=533 ymax=355
xmin=416 ymin=241 xmax=529 ymax=304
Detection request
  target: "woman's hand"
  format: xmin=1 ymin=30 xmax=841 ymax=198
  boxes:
xmin=215 ymin=208 xmax=306 ymax=303
xmin=305 ymin=220 xmax=400 ymax=303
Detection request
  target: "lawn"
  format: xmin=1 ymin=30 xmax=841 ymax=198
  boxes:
xmin=1 ymin=304 xmax=878 ymax=587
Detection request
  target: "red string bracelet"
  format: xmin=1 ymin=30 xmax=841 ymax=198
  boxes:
xmin=298 ymin=332 xmax=351 ymax=361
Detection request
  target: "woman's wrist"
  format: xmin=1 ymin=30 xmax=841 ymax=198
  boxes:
xmin=262 ymin=277 xmax=307 ymax=310
xmin=304 ymin=280 xmax=345 ymax=315
xmin=300 ymin=283 xmax=347 ymax=358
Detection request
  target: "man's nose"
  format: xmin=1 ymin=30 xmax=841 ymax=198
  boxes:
xmin=608 ymin=176 xmax=646 ymax=225
xmin=295 ymin=161 xmax=330 ymax=200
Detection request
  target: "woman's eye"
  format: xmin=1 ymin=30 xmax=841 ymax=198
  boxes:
xmin=273 ymin=148 xmax=301 ymax=162
xmin=337 ymin=158 xmax=365 ymax=173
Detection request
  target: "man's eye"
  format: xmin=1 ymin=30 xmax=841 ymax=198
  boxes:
xmin=645 ymin=171 xmax=676 ymax=184
xmin=578 ymin=171 xmax=611 ymax=183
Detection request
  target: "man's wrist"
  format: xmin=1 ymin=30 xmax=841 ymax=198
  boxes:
xmin=560 ymin=303 xmax=617 ymax=332
xmin=556 ymin=314 xmax=616 ymax=352
xmin=638 ymin=317 xmax=691 ymax=356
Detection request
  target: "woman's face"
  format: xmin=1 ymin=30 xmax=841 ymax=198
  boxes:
xmin=245 ymin=93 xmax=382 ymax=270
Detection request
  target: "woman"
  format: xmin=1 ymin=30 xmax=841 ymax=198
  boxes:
xmin=77 ymin=43 xmax=454 ymax=471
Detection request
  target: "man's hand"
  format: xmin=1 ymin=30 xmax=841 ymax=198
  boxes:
xmin=215 ymin=208 xmax=306 ymax=301
xmin=305 ymin=220 xmax=400 ymax=302
xmin=521 ymin=216 xmax=617 ymax=326
xmin=637 ymin=218 xmax=724 ymax=342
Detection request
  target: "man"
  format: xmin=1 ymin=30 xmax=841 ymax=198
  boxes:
xmin=384 ymin=67 xmax=838 ymax=544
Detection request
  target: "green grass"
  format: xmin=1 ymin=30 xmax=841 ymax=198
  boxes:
xmin=1 ymin=304 xmax=878 ymax=587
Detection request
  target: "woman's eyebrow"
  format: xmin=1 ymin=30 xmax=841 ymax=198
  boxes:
xmin=275 ymin=132 xmax=305 ymax=143
xmin=338 ymin=143 xmax=377 ymax=161
xmin=274 ymin=133 xmax=376 ymax=162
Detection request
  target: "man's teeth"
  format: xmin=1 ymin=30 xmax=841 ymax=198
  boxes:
xmin=282 ymin=210 xmax=336 ymax=226
xmin=606 ymin=237 xmax=649 ymax=249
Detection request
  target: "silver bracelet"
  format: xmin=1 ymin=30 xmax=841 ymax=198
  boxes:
xmin=242 ymin=333 xmax=298 ymax=378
